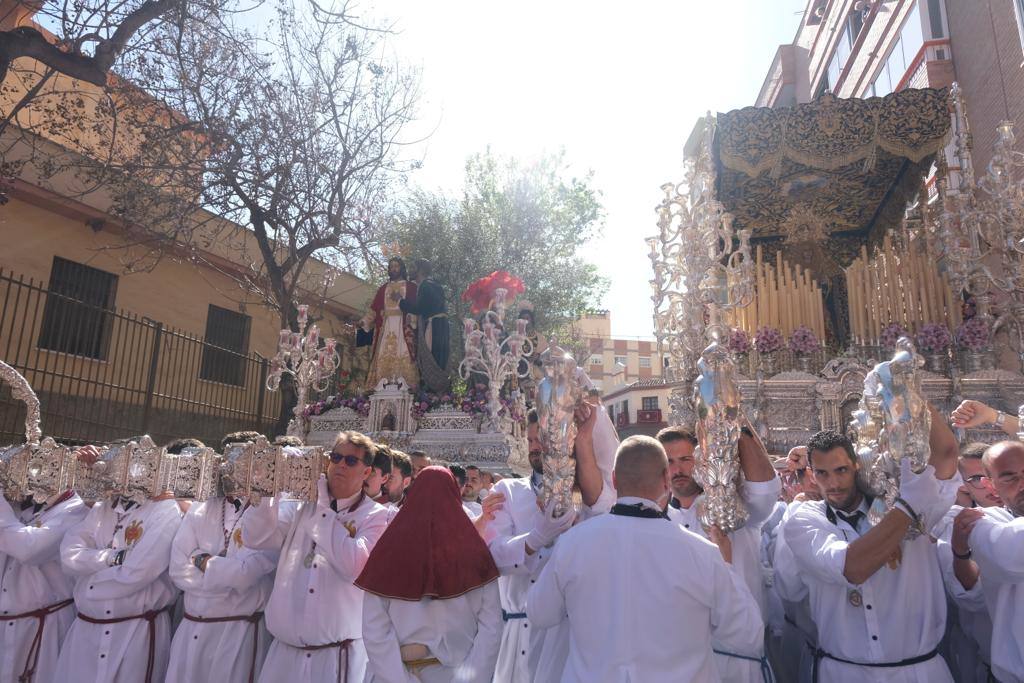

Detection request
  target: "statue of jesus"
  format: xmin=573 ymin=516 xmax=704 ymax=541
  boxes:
xmin=358 ymin=256 xmax=419 ymax=389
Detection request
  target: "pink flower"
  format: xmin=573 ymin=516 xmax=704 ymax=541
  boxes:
xmin=880 ymin=322 xmax=909 ymax=349
xmin=788 ymin=326 xmax=820 ymax=355
xmin=754 ymin=326 xmax=783 ymax=354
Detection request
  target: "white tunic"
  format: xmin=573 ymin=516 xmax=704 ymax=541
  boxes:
xmin=771 ymin=500 xmax=818 ymax=683
xmin=527 ymin=502 xmax=764 ymax=683
xmin=166 ymin=498 xmax=278 ymax=683
xmin=783 ymin=480 xmax=958 ymax=683
xmin=968 ymin=506 xmax=1023 ymax=683
xmin=667 ymin=476 xmax=780 ymax=683
xmin=486 ymin=475 xmax=546 ymax=683
xmin=933 ymin=505 xmax=993 ymax=683
xmin=241 ymin=492 xmax=388 ymax=683
xmin=361 ymin=583 xmax=502 ymax=683
xmin=56 ymin=498 xmax=183 ymax=682
xmin=0 ymin=492 xmax=87 ymax=683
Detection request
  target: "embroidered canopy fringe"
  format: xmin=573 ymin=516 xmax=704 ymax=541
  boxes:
xmin=716 ymin=89 xmax=952 ymax=178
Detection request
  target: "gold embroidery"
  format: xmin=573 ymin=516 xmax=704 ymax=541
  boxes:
xmin=124 ymin=520 xmax=144 ymax=546
xmin=343 ymin=520 xmax=357 ymax=538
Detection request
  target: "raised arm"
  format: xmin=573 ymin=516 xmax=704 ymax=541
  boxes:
xmin=573 ymin=402 xmax=605 ymax=509
xmin=951 ymin=399 xmax=1020 ymax=436
xmin=240 ymin=498 xmax=294 ymax=551
xmin=928 ymin=404 xmax=959 ymax=480
xmin=737 ymin=423 xmax=782 ymax=526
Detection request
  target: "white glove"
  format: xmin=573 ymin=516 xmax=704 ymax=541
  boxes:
xmin=316 ymin=474 xmax=331 ymax=511
xmin=526 ymin=500 xmax=576 ymax=551
xmin=897 ymin=459 xmax=941 ymax=523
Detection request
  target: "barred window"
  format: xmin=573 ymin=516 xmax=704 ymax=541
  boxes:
xmin=642 ymin=396 xmax=659 ymax=411
xmin=199 ymin=305 xmax=251 ymax=386
xmin=38 ymin=257 xmax=118 ymax=360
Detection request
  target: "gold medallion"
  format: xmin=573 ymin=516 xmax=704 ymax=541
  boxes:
xmin=848 ymin=589 xmax=863 ymax=607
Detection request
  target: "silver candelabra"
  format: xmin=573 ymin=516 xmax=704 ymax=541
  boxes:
xmin=267 ymin=304 xmax=341 ymax=437
xmin=938 ymin=84 xmax=1024 ymax=371
xmin=458 ymin=287 xmax=534 ymax=431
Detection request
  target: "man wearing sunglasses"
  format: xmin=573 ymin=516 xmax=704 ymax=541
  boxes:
xmin=241 ymin=431 xmax=388 ymax=683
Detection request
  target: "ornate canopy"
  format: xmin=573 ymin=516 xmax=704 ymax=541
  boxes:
xmin=714 ymin=88 xmax=951 ymax=273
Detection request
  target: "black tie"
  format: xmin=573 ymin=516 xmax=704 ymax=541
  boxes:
xmin=329 ymin=499 xmax=338 ymax=513
xmin=836 ymin=510 xmax=864 ymax=530
xmin=668 ymin=497 xmax=682 ymax=510
xmin=229 ymin=498 xmax=242 ymax=513
xmin=610 ymin=502 xmax=668 ymax=520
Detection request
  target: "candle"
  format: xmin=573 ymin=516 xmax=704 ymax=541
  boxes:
xmin=291 ymin=332 xmax=302 ymax=349
xmin=325 ymin=338 xmax=336 ymax=355
xmin=297 ymin=304 xmax=309 ymax=327
xmin=279 ymin=329 xmax=291 ymax=348
xmin=464 ymin=319 xmax=474 ymax=338
xmin=517 ymin=318 xmax=528 ymax=336
xmin=308 ymin=326 xmax=320 ymax=348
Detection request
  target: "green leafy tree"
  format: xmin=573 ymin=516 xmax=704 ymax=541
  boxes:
xmin=386 ymin=149 xmax=607 ymax=368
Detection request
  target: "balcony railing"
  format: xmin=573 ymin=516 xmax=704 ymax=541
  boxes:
xmin=637 ymin=409 xmax=663 ymax=424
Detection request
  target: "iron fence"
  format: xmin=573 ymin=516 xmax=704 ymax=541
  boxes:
xmin=0 ymin=268 xmax=281 ymax=447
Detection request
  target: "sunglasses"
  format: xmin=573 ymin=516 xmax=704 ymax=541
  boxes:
xmin=329 ymin=451 xmax=365 ymax=467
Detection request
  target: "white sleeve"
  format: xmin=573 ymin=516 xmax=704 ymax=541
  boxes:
xmin=486 ymin=482 xmax=538 ymax=576
xmin=970 ymin=515 xmax=1024 ymax=584
xmin=305 ymin=506 xmax=388 ymax=582
xmin=240 ymin=498 xmax=295 ymax=551
xmin=76 ymin=502 xmax=181 ymax=600
xmin=168 ymin=507 xmax=205 ymax=592
xmin=783 ymin=505 xmax=849 ymax=586
xmin=935 ymin=537 xmax=987 ymax=612
xmin=742 ymin=476 xmax=782 ymax=528
xmin=453 ymin=583 xmax=503 ymax=683
xmin=60 ymin=504 xmax=118 ymax=576
xmin=709 ymin=548 xmax=765 ymax=657
xmin=0 ymin=497 xmax=87 ymax=565
xmin=360 ymin=594 xmax=418 ymax=683
xmin=773 ymin=515 xmax=809 ymax=602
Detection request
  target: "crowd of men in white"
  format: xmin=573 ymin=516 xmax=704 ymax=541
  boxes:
xmin=0 ymin=393 xmax=1023 ymax=683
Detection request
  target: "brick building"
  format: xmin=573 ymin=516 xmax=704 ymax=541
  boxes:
xmin=574 ymin=311 xmax=663 ymax=392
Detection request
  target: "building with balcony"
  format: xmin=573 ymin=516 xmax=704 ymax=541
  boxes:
xmin=574 ymin=311 xmax=664 ymax=392
xmin=601 ymin=378 xmax=678 ymax=439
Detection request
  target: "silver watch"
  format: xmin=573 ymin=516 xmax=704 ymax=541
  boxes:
xmin=995 ymin=411 xmax=1007 ymax=428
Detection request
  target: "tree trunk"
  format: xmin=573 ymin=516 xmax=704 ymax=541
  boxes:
xmin=273 ymin=304 xmax=299 ymax=437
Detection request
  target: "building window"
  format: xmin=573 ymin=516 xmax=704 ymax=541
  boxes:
xmin=613 ymin=355 xmax=627 ymax=366
xmin=870 ymin=3 xmax=924 ymax=95
xmin=590 ymin=354 xmax=603 ymax=365
xmin=607 ymin=405 xmax=615 ymax=421
xmin=639 ymin=356 xmax=651 ymax=368
xmin=38 ymin=257 xmax=118 ymax=360
xmin=200 ymin=305 xmax=251 ymax=385
xmin=641 ymin=396 xmax=659 ymax=411
xmin=620 ymin=400 xmax=629 ymax=416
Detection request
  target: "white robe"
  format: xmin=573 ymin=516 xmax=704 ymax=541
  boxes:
xmin=667 ymin=476 xmax=780 ymax=683
xmin=241 ymin=492 xmax=388 ymax=683
xmin=771 ymin=500 xmax=818 ymax=683
xmin=361 ymin=583 xmax=502 ymax=683
xmin=483 ymin=475 xmax=545 ymax=683
xmin=527 ymin=500 xmax=764 ymax=682
xmin=55 ymin=498 xmax=183 ymax=682
xmin=782 ymin=479 xmax=959 ymax=683
xmin=502 ymin=408 xmax=619 ymax=683
xmin=967 ymin=506 xmax=1023 ymax=683
xmin=166 ymin=498 xmax=278 ymax=683
xmin=933 ymin=505 xmax=993 ymax=683
xmin=0 ymin=492 xmax=87 ymax=683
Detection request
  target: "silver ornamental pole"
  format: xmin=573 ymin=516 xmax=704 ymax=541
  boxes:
xmin=535 ymin=339 xmax=581 ymax=517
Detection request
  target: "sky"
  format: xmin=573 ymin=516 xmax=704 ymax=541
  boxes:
xmin=369 ymin=0 xmax=809 ymax=338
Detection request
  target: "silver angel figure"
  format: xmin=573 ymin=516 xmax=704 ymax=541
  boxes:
xmin=692 ymin=339 xmax=748 ymax=534
xmin=853 ymin=337 xmax=931 ymax=534
xmin=535 ymin=340 xmax=581 ymax=517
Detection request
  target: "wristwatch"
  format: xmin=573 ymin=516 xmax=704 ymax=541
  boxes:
xmin=994 ymin=411 xmax=1007 ymax=428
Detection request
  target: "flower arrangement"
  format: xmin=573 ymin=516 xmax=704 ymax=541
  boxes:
xmin=956 ymin=317 xmax=990 ymax=352
xmin=303 ymin=391 xmax=371 ymax=419
xmin=915 ymin=323 xmax=953 ymax=353
xmin=754 ymin=326 xmax=783 ymax=354
xmin=880 ymin=322 xmax=909 ymax=349
xmin=788 ymin=326 xmax=821 ymax=355
xmin=727 ymin=328 xmax=751 ymax=355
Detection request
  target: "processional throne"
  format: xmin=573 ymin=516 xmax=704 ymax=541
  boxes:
xmin=650 ymin=86 xmax=1024 ymax=456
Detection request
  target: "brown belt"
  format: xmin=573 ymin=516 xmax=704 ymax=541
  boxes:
xmin=183 ymin=611 xmax=264 ymax=683
xmin=5 ymin=597 xmax=74 ymax=683
xmin=297 ymin=638 xmax=353 ymax=683
xmin=77 ymin=606 xmax=170 ymax=683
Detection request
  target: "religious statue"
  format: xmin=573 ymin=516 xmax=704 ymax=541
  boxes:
xmin=399 ymin=258 xmax=450 ymax=393
xmin=358 ymin=256 xmax=419 ymax=389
